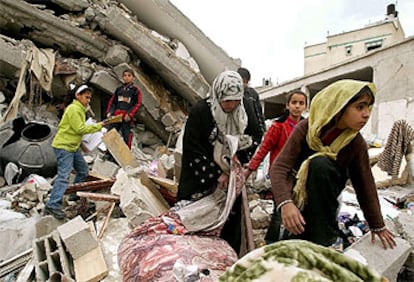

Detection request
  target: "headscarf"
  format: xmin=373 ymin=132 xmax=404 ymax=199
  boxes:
xmin=293 ymin=79 xmax=376 ymax=209
xmin=207 ymin=70 xmax=247 ymax=136
xmin=207 ymin=71 xmax=250 ymax=173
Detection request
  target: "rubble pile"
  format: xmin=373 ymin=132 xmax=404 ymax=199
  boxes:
xmin=0 ymin=0 xmax=211 ymax=147
xmin=0 ymin=1 xmax=414 ymax=282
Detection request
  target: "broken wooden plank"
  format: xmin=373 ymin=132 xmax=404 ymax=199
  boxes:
xmin=76 ymin=192 xmax=120 ymax=203
xmin=148 ymin=175 xmax=177 ymax=193
xmin=147 ymin=175 xmax=177 ymax=205
xmin=101 ymin=128 xmax=139 ymax=168
xmin=65 ymin=179 xmax=115 ymax=195
xmin=15 ymin=258 xmax=35 ymax=282
xmin=97 ymin=203 xmax=115 ymax=239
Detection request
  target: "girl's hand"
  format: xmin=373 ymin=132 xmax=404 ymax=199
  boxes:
xmin=281 ymin=202 xmax=306 ymax=235
xmin=371 ymin=228 xmax=396 ymax=249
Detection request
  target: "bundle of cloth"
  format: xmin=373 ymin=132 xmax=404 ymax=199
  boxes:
xmin=118 ymin=135 xmax=244 ymax=282
xmin=219 ymin=240 xmax=387 ymax=282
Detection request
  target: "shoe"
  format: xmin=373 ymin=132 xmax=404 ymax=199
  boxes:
xmin=44 ymin=206 xmax=66 ymax=220
xmin=68 ymin=193 xmax=80 ymax=201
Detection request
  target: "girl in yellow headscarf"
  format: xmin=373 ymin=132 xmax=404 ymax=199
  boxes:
xmin=269 ymin=79 xmax=396 ymax=249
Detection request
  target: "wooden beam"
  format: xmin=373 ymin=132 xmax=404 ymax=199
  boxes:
xmin=97 ymin=203 xmax=115 ymax=239
xmin=65 ymin=179 xmax=115 ymax=194
xmin=76 ymin=192 xmax=120 ymax=203
xmin=101 ymin=129 xmax=139 ymax=168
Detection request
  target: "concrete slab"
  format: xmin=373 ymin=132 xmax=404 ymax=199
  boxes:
xmin=344 ymin=233 xmax=412 ymax=282
xmin=96 ymin=6 xmax=210 ymax=105
xmin=35 ymin=215 xmax=62 ymax=239
xmin=393 ymin=210 xmax=414 ymax=269
xmin=0 ymin=37 xmax=26 ymax=79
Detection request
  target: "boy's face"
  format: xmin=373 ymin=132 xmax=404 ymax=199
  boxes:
xmin=122 ymin=72 xmax=134 ymax=84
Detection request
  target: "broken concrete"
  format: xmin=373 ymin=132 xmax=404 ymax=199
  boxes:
xmin=0 ymin=36 xmax=26 ymax=79
xmin=0 ymin=0 xmax=110 ymax=61
xmin=119 ymin=0 xmax=241 ymax=83
xmin=0 ymin=0 xmax=193 ymax=144
xmin=111 ymin=168 xmax=169 ymax=228
xmin=57 ymin=216 xmax=99 ymax=259
xmin=95 ymin=6 xmax=210 ymax=105
xmin=51 ymin=0 xmax=89 ymax=12
xmin=344 ymin=233 xmax=412 ymax=282
xmin=392 ymin=210 xmax=414 ymax=269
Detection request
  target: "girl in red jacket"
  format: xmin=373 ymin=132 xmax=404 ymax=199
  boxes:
xmin=243 ymin=90 xmax=307 ymax=244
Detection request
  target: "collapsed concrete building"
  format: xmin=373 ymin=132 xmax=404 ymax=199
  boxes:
xmin=0 ymin=0 xmax=239 ymax=149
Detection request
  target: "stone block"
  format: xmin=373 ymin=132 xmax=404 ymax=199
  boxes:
xmin=160 ymin=112 xmax=178 ymax=127
xmin=35 ymin=215 xmax=61 ymax=238
xmin=393 ymin=210 xmax=414 ymax=269
xmin=57 ymin=216 xmax=98 ymax=259
xmin=89 ymin=70 xmax=119 ymax=95
xmin=344 ymin=233 xmax=412 ymax=282
xmin=0 ymin=38 xmax=25 ymax=78
xmin=105 ymin=45 xmax=131 ymax=66
xmin=91 ymin=156 xmax=120 ymax=178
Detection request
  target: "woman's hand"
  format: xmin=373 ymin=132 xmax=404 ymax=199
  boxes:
xmin=217 ymin=172 xmax=229 ymax=190
xmin=281 ymin=202 xmax=306 ymax=235
xmin=371 ymin=228 xmax=396 ymax=249
xmin=243 ymin=168 xmax=252 ymax=180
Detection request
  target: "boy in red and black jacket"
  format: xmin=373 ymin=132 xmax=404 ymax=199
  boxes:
xmin=106 ymin=68 xmax=142 ymax=148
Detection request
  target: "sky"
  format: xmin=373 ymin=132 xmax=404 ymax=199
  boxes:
xmin=171 ymin=0 xmax=414 ymax=87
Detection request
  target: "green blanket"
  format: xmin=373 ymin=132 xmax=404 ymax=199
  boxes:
xmin=219 ymin=240 xmax=387 ymax=282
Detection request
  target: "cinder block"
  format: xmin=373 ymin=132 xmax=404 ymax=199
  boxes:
xmin=32 ymin=231 xmax=72 ymax=281
xmin=344 ymin=233 xmax=412 ymax=282
xmin=57 ymin=216 xmax=98 ymax=259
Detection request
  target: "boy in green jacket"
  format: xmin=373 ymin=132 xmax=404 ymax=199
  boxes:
xmin=45 ymin=85 xmax=107 ymax=220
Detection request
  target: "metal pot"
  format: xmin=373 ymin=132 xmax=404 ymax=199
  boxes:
xmin=0 ymin=121 xmax=57 ymax=179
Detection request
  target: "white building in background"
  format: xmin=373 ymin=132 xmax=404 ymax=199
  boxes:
xmin=304 ymin=4 xmax=405 ymax=75
xmin=259 ymin=4 xmax=414 ymax=141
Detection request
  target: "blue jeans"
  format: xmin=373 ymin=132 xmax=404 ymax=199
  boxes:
xmin=46 ymin=148 xmax=89 ymax=209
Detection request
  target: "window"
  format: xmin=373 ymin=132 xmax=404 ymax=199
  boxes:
xmin=365 ymin=39 xmax=383 ymax=51
xmin=345 ymin=45 xmax=352 ymax=56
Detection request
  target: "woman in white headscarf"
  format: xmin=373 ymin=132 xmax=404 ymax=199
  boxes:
xmin=177 ymin=70 xmax=263 ymax=254
xmin=269 ymin=79 xmax=396 ymax=250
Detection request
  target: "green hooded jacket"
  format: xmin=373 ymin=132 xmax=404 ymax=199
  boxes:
xmin=52 ymin=100 xmax=102 ymax=152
